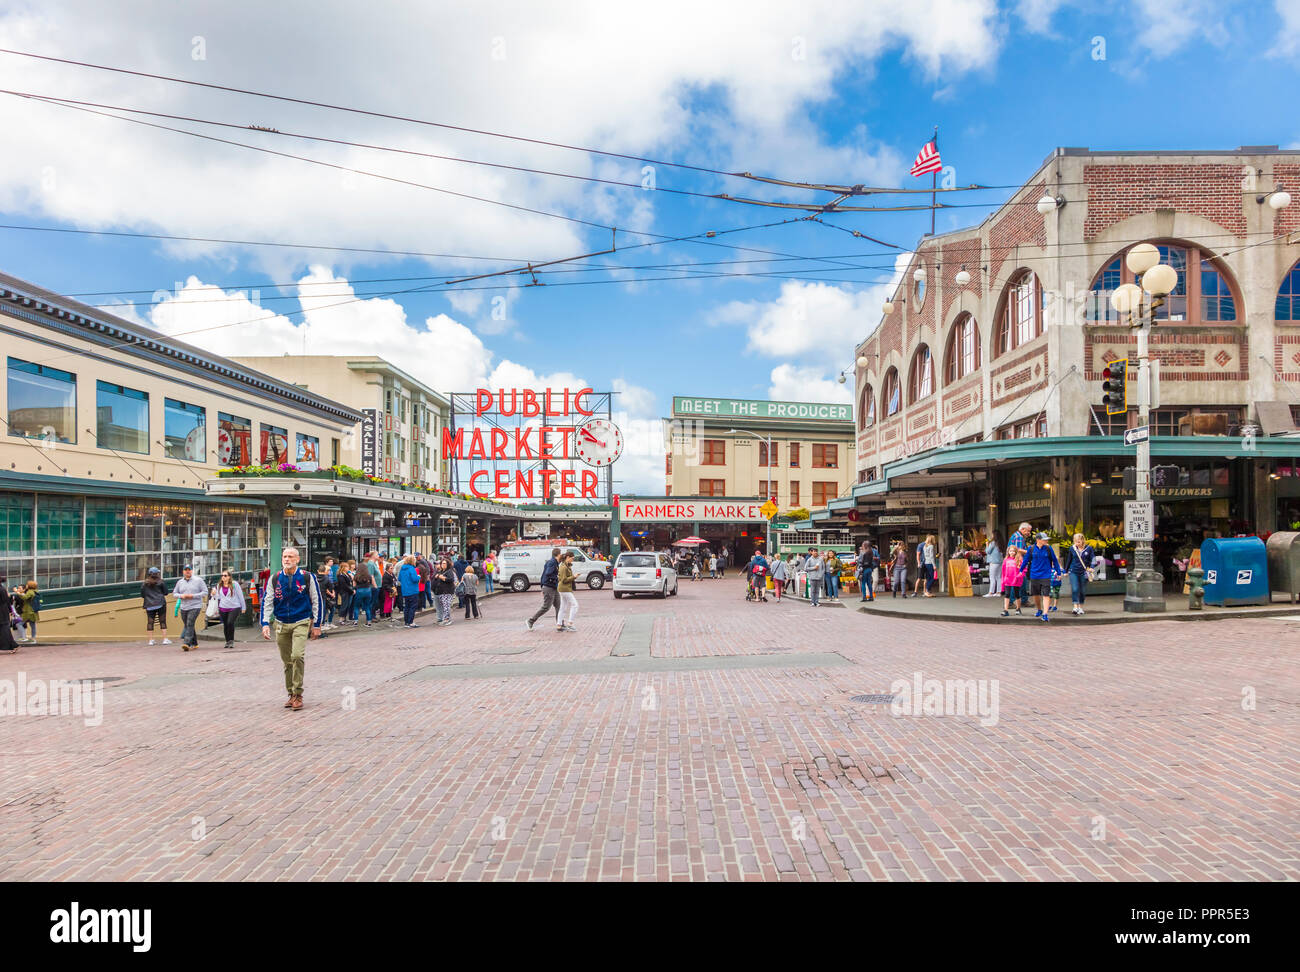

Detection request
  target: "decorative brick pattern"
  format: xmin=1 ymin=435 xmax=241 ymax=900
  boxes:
xmin=942 ymin=375 xmax=983 ymax=427
xmin=1003 ymin=366 xmax=1034 ymax=392
xmin=988 ymin=181 xmax=1046 ymax=283
xmin=1274 ymin=164 xmax=1300 ymax=237
xmin=991 ymin=344 xmax=1050 ymax=408
xmin=1084 ymin=327 xmax=1248 ymax=381
xmin=906 ymin=404 xmax=937 ymax=435
xmin=1275 ymin=334 xmax=1300 ymax=382
xmin=1083 ymin=164 xmax=1246 ymax=239
xmin=941 ymin=239 xmax=984 ymax=299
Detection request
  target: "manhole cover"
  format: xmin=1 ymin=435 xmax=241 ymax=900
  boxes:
xmin=850 ymin=694 xmax=896 ymax=704
xmin=479 ymin=646 xmax=534 ymax=656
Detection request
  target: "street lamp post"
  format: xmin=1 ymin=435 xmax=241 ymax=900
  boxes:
xmin=726 ymin=427 xmax=773 ymax=555
xmin=1110 ymin=242 xmax=1177 ymax=613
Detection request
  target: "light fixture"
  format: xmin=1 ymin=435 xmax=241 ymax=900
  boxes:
xmin=955 ymin=267 xmax=971 ymax=287
xmin=1141 ymin=263 xmax=1178 ymax=297
xmin=1043 ymin=482 xmax=1052 ymax=490
xmin=882 ymin=301 xmax=894 ymax=315
xmin=913 ymin=267 xmax=926 ymax=282
xmin=1126 ymin=242 xmax=1159 ymax=276
xmin=1257 ymin=187 xmax=1292 ymax=210
xmin=1090 ymin=474 xmax=1103 ymax=484
xmin=1109 ymin=282 xmax=1143 ymax=315
xmin=1036 ymin=194 xmax=1065 ymax=214
xmin=856 ymin=355 xmax=870 ymax=368
xmin=837 ymin=373 xmax=847 ymax=384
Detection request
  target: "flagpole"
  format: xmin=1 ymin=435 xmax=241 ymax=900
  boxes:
xmin=930 ymin=125 xmax=938 ymax=236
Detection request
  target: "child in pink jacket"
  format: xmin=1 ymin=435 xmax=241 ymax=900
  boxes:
xmin=1000 ymin=549 xmax=1026 ymax=617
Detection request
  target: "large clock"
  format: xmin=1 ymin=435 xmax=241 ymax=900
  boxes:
xmin=574 ymin=418 xmax=623 ymax=467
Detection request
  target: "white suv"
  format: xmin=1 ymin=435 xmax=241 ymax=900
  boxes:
xmin=612 ymin=552 xmax=679 ymax=599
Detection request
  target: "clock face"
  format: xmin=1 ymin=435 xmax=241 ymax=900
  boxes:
xmin=574 ymin=419 xmax=623 ymax=467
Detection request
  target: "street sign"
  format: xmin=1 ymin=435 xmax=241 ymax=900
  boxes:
xmin=759 ymin=500 xmax=779 ymax=519
xmin=771 ymin=522 xmax=792 ymax=531
xmin=1123 ymin=425 xmax=1149 ymax=445
xmin=1124 ymin=500 xmax=1155 ymax=542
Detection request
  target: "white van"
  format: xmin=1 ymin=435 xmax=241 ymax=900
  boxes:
xmin=496 ymin=543 xmax=609 ymax=592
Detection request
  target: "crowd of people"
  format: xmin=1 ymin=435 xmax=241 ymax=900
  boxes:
xmin=129 ymin=547 xmax=500 ymax=652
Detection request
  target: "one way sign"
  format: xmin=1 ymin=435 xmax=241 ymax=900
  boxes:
xmin=1124 ymin=425 xmax=1150 ymax=445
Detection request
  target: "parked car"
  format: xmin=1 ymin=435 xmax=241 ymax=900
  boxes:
xmin=496 ymin=542 xmax=607 ymax=592
xmin=612 ymin=551 xmax=678 ymax=599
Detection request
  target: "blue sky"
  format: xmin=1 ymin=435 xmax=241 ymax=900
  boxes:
xmin=1 ymin=0 xmax=1297 ymax=491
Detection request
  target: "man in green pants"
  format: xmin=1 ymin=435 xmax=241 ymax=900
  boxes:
xmin=261 ymin=546 xmax=323 ymax=711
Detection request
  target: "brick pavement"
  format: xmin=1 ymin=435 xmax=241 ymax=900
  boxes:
xmin=0 ymin=580 xmax=1296 ymax=881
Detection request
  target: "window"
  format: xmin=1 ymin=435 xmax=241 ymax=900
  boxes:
xmin=813 ymin=444 xmax=838 ymax=468
xmin=996 ymin=271 xmax=1044 ymax=355
xmin=385 ymin=390 xmax=394 ymax=416
xmin=37 ymin=495 xmax=83 ymax=590
xmin=0 ymin=493 xmax=34 ymax=587
xmin=914 ymin=275 xmax=926 ymax=307
xmin=218 ymin=412 xmax=252 ymax=466
xmin=665 ymin=454 xmax=672 ymax=475
xmin=759 ymin=441 xmax=778 ymax=466
xmin=995 ymin=412 xmax=1046 ymax=440
xmin=1089 ymin=243 xmax=1238 ymax=325
xmin=758 ymin=480 xmax=777 ymax=502
xmin=908 ymin=345 xmax=934 ymax=403
xmin=1278 ymin=261 xmax=1300 ymax=320
xmin=945 ymin=315 xmax=980 ymax=383
xmin=95 ymin=381 xmax=149 ymax=454
xmin=401 ymin=397 xmax=409 ymax=424
xmin=331 ymin=437 xmax=340 ymax=466
xmin=789 ymin=442 xmax=801 ymax=466
xmin=1087 ymin=408 xmax=1129 ymax=435
xmin=789 ymin=482 xmax=800 ymax=506
xmin=701 ymin=439 xmax=726 ymax=465
xmin=812 ymin=481 xmax=837 ymax=507
xmin=698 ymin=478 xmax=726 ymax=496
xmin=260 ymin=424 xmax=289 ymax=464
xmin=164 ymin=399 xmax=205 ymax=461
xmin=7 ymin=358 xmax=76 ymax=444
xmin=858 ymin=386 xmax=875 ymax=429
xmin=296 ymin=433 xmax=320 ymax=468
xmin=85 ymin=497 xmax=126 ymax=586
xmin=1151 ymin=408 xmax=1190 ymax=438
xmin=882 ymin=368 xmax=901 ymax=417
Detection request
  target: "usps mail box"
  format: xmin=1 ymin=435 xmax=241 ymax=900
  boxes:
xmin=1199 ymin=537 xmax=1269 ymax=607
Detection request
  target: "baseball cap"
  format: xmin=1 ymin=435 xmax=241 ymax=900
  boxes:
xmin=1036 ymin=532 xmax=1049 ymax=540
xmin=147 ymin=566 xmax=161 ymax=577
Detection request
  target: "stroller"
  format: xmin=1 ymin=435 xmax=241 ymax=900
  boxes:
xmin=746 ymin=565 xmax=767 ymax=602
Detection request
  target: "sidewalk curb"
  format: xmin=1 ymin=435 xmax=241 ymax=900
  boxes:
xmin=856 ymin=604 xmax=1300 ymax=625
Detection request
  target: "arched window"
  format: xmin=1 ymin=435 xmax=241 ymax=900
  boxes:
xmin=996 ymin=270 xmax=1044 ymax=356
xmin=908 ymin=345 xmax=934 ymax=403
xmin=944 ymin=314 xmax=981 ymax=383
xmin=882 ymin=368 xmax=901 ymax=417
xmin=859 ymin=384 xmax=875 ymax=429
xmin=1089 ymin=242 xmax=1238 ymax=324
xmin=1277 ymin=260 xmax=1300 ymax=320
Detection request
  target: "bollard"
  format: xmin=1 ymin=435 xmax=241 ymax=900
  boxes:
xmin=1187 ymin=566 xmax=1205 ymax=610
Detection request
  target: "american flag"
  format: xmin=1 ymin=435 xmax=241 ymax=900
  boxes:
xmin=910 ymin=140 xmax=942 ymax=177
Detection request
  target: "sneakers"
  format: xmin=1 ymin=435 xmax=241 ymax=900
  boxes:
xmin=1034 ymin=610 xmax=1044 ymax=618
xmin=1000 ymin=610 xmax=1009 ymax=617
xmin=147 ymin=639 xmax=156 ymax=646
xmin=405 ymin=623 xmax=419 ymax=628
xmin=563 ymin=624 xmax=576 ymax=631
xmin=439 ymin=619 xmax=452 ymax=626
xmin=1039 ymin=614 xmax=1049 ymax=622
xmin=526 ymin=619 xmax=535 ymax=631
xmin=1015 ymin=609 xmax=1022 ymax=616
xmin=162 ymin=638 xmax=172 ymax=645
xmin=224 ymin=641 xmax=235 ymax=648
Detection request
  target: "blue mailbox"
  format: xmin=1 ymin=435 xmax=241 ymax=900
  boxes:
xmin=1200 ymin=537 xmax=1269 ymax=606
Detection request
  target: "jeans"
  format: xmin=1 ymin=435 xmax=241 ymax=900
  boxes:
xmin=484 ymin=573 xmax=494 ymax=594
xmin=892 ymin=566 xmax=907 ymax=593
xmin=324 ymin=600 xmax=336 ymax=625
xmin=403 ymin=595 xmax=418 ymax=625
xmin=826 ymin=573 xmax=839 ymax=599
xmin=529 ymin=587 xmax=560 ymax=626
xmin=180 ymin=607 xmax=201 ymax=647
xmin=558 ymin=592 xmax=578 ymax=627
xmin=1069 ymin=572 xmax=1087 ymax=604
xmin=337 ymin=591 xmax=353 ymax=621
xmin=809 ymin=579 xmax=821 ymax=606
xmin=464 ymin=594 xmax=480 ymax=619
xmin=220 ymin=608 xmax=239 ymax=644
xmin=352 ymin=588 xmax=374 ymax=622
xmin=860 ymin=570 xmax=874 ymax=599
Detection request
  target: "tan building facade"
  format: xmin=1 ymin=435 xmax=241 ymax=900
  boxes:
xmin=232 ymin=355 xmax=450 ymax=488
xmin=664 ymin=396 xmax=856 ymax=511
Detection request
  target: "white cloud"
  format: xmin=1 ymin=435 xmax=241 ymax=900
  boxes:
xmin=1015 ymin=0 xmax=1069 ymax=34
xmin=0 ymin=1 xmax=1002 ymax=278
xmin=1132 ymin=0 xmax=1226 ymax=57
xmin=768 ymin=363 xmax=853 ymax=404
xmin=1270 ymin=0 xmax=1300 ymax=56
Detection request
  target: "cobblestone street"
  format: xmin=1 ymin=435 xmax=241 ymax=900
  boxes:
xmin=2 ymin=580 xmax=1296 ymax=881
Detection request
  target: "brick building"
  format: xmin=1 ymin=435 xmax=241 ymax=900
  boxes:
xmin=817 ymin=146 xmax=1300 ymax=585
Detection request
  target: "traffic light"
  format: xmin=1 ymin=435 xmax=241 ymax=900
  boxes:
xmin=1102 ymin=359 xmax=1129 ymax=415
